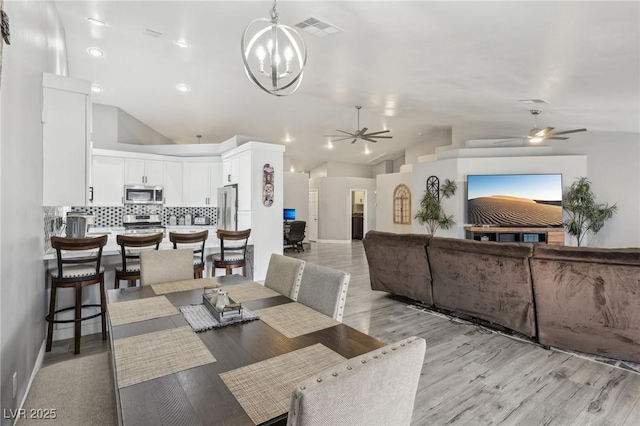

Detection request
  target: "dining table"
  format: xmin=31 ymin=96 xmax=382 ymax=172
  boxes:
xmin=106 ymin=274 xmax=386 ymax=426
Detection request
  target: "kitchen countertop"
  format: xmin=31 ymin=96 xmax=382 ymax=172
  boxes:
xmin=43 ymin=225 xmax=240 ymax=260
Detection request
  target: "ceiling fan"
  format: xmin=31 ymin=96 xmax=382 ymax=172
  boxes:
xmin=325 ymin=106 xmax=393 ymax=144
xmin=497 ymin=110 xmax=587 ymax=145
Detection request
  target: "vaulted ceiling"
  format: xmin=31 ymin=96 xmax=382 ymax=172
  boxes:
xmin=57 ymin=1 xmax=640 ymax=171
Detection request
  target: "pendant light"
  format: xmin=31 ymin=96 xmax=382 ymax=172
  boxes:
xmin=241 ymin=0 xmax=307 ymax=96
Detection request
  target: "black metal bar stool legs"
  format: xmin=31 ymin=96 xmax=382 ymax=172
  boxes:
xmin=46 ymin=235 xmax=108 ymax=355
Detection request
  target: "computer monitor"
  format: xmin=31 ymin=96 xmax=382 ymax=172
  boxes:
xmin=283 ymin=208 xmax=296 ymax=221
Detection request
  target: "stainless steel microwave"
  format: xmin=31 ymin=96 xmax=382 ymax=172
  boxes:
xmin=124 ymin=185 xmax=163 ymax=205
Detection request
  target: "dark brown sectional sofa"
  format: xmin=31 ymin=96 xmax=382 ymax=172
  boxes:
xmin=363 ymin=230 xmax=640 ymax=363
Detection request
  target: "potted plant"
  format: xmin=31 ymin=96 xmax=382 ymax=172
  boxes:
xmin=414 ymin=178 xmax=457 ymax=235
xmin=563 ymin=177 xmax=617 ymax=246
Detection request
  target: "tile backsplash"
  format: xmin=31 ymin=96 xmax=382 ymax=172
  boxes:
xmin=44 ymin=206 xmax=217 ymax=251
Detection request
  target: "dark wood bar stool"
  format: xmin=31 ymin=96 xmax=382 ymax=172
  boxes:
xmin=169 ymin=230 xmax=209 ymax=278
xmin=211 ymin=229 xmax=251 ymax=276
xmin=115 ymin=233 xmax=164 ymax=289
xmin=46 ymin=235 xmax=108 ymax=355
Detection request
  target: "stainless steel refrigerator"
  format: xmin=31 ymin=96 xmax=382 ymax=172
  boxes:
xmin=217 ymin=184 xmax=238 ymax=230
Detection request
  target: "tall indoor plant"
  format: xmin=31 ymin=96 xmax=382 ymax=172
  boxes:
xmin=414 ymin=178 xmax=457 ymax=235
xmin=563 ymin=177 xmax=617 ymax=246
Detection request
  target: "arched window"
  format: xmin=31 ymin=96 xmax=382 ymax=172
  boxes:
xmin=393 ymin=184 xmax=411 ymax=224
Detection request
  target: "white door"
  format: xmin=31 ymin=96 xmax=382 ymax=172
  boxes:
xmin=144 ymin=160 xmax=165 ymax=186
xmin=185 ymin=162 xmax=211 ymax=206
xmin=308 ymin=189 xmax=318 ymax=242
xmin=163 ymin=161 xmax=183 ymax=206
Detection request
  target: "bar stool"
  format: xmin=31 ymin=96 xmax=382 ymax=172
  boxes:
xmin=46 ymin=235 xmax=108 ymax=355
xmin=115 ymin=233 xmax=164 ymax=289
xmin=169 ymin=230 xmax=208 ymax=278
xmin=211 ymin=229 xmax=251 ymax=276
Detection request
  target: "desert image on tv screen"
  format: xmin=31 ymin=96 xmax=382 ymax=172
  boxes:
xmin=467 ymin=174 xmax=563 ymax=226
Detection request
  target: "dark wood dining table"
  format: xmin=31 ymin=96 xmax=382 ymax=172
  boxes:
xmin=107 ymin=275 xmax=386 ymax=426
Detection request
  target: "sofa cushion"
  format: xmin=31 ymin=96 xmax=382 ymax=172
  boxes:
xmin=428 ymin=237 xmax=536 ymax=337
xmin=363 ymin=231 xmax=433 ymax=305
xmin=531 ymin=246 xmax=640 ymax=363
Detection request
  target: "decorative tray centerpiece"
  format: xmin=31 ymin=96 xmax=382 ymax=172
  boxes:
xmin=203 ymin=288 xmax=242 ymax=323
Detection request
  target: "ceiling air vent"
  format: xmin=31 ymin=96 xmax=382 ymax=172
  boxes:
xmin=295 ymin=17 xmax=342 ymax=37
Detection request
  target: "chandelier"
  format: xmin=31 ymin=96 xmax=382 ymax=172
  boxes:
xmin=241 ymin=0 xmax=307 ymax=96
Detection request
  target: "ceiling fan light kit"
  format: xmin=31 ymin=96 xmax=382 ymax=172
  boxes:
xmin=325 ymin=105 xmax=393 ymax=145
xmin=241 ymin=0 xmax=307 ymax=96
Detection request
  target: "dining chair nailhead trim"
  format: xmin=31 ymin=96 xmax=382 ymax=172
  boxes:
xmin=392 ymin=347 xmax=397 ymax=350
xmin=332 ymin=372 xmax=338 ymax=377
xmin=300 ymin=386 xmax=306 ymax=390
xmin=317 ymin=378 xmax=322 ymax=382
xmin=373 ymin=355 xmax=379 ymax=359
xmin=382 ymin=350 xmax=387 ymax=354
xmin=347 ymin=366 xmax=352 ymax=370
xmin=361 ymin=360 xmax=367 ymax=364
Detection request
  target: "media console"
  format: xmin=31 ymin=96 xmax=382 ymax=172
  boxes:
xmin=464 ymin=226 xmax=564 ymax=246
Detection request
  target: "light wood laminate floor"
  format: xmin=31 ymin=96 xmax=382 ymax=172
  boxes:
xmin=45 ymin=241 xmax=640 ymax=425
xmin=287 ymin=241 xmax=640 ymax=426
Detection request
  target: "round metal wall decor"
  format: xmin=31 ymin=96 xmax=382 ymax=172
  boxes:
xmin=426 ymin=176 xmax=440 ymax=201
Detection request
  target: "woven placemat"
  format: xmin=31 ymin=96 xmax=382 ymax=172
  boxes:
xmin=255 ymin=302 xmax=340 ymax=338
xmin=220 ymin=344 xmax=346 ymax=425
xmin=223 ymin=282 xmax=281 ymax=303
xmin=151 ymin=277 xmax=219 ymax=295
xmin=113 ymin=326 xmax=216 ymax=388
xmin=108 ymin=296 xmax=179 ymax=326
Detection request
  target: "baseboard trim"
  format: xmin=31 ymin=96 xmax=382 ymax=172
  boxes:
xmin=15 ymin=340 xmax=46 ymax=426
xmin=317 ymin=239 xmax=352 ymax=244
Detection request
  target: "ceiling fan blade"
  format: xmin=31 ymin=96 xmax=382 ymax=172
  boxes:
xmin=361 ymin=138 xmax=378 ymax=143
xmin=336 ymin=129 xmax=356 ymax=136
xmin=546 ymin=136 xmax=570 ymax=140
xmin=351 ymin=138 xmax=358 ymax=144
xmin=329 ymin=137 xmax=355 ymax=142
xmin=534 ymin=127 xmax=554 ymax=137
xmin=363 ymin=130 xmax=391 ymax=136
xmin=364 ymin=135 xmax=393 ymax=139
xmin=358 ymin=127 xmax=368 ymax=136
xmin=549 ymin=128 xmax=587 ymax=136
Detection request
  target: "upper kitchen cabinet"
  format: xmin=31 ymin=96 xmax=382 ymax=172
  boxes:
xmin=163 ymin=161 xmax=183 ymax=206
xmin=184 ymin=160 xmax=222 ymax=207
xmin=42 ymin=73 xmax=92 ymax=206
xmin=91 ymin=155 xmax=125 ymax=206
xmin=125 ymin=158 xmax=164 ymax=185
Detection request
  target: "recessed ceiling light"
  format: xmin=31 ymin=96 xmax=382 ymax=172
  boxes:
xmin=87 ymin=47 xmax=104 ymax=57
xmin=364 ymin=147 xmax=371 ymax=155
xmin=176 ymin=83 xmax=190 ymax=92
xmin=91 ymin=84 xmax=103 ymax=93
xmin=86 ymin=17 xmax=107 ymax=26
xmin=173 ymin=40 xmax=191 ymax=48
xmin=327 ymin=142 xmax=334 ymax=149
xmin=284 ymin=136 xmax=292 ymax=143
xmin=290 ymin=166 xmax=295 ymax=172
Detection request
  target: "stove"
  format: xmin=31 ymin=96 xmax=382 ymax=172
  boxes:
xmin=122 ymin=214 xmax=165 ymax=236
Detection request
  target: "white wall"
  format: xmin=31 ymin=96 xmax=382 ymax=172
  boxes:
xmin=283 ymin=172 xmax=309 ymax=226
xmin=411 ymin=153 xmax=588 ymax=243
xmin=310 ymin=162 xmax=327 ymax=180
xmin=371 ymin=160 xmax=394 ymax=176
xmin=326 ymin=161 xmax=373 ymax=178
xmin=376 ymin=172 xmax=413 ymax=234
xmin=1 ymin=0 xmax=68 ymax=417
xmin=393 ymin=156 xmax=405 ymax=173
xmin=318 ymin=177 xmax=376 ymax=241
xmin=404 ymin=128 xmax=452 ymax=164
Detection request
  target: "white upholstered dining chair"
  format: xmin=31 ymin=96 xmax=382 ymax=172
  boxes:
xmin=287 ymin=336 xmax=426 ymax=426
xmin=140 ymin=248 xmax=194 ymax=286
xmin=264 ymin=254 xmax=305 ymax=299
xmin=296 ymin=263 xmax=350 ymax=322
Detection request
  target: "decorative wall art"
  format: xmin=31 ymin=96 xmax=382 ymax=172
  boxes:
xmin=393 ymin=184 xmax=411 ymax=224
xmin=0 ymin=0 xmax=11 ymax=87
xmin=262 ymin=163 xmax=274 ymax=207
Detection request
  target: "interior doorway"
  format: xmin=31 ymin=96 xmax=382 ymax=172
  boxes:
xmin=308 ymin=189 xmax=318 ymax=242
xmin=350 ymin=189 xmax=367 ymax=240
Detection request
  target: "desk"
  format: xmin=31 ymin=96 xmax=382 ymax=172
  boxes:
xmin=107 ymin=275 xmax=385 ymax=425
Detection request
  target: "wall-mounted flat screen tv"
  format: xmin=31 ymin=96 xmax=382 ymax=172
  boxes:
xmin=283 ymin=208 xmax=296 ymax=221
xmin=467 ymin=174 xmax=563 ymax=227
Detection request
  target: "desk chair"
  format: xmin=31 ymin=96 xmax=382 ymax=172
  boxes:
xmin=169 ymin=230 xmax=208 ymax=278
xmin=115 ymin=233 xmax=164 ymax=289
xmin=287 ymin=337 xmax=426 ymax=426
xmin=264 ymin=254 xmax=305 ymax=300
xmin=46 ymin=235 xmax=108 ymax=354
xmin=296 ymin=263 xmax=350 ymax=322
xmin=285 ymin=221 xmax=306 ymax=252
xmin=211 ymin=229 xmax=251 ymax=276
xmin=139 ymin=248 xmax=194 ymax=286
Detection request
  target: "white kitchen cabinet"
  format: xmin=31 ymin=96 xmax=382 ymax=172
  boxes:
xmin=184 ymin=161 xmax=222 ymax=206
xmin=237 ymin=151 xmax=251 ymax=210
xmin=125 ymin=158 xmax=164 ymax=185
xmin=222 ymin=155 xmax=241 ymax=185
xmin=91 ymin=155 xmax=125 ymax=206
xmin=42 ymin=73 xmax=92 ymax=206
xmin=163 ymin=161 xmax=183 ymax=206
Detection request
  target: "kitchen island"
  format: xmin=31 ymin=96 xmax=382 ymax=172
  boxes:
xmin=43 ymin=226 xmax=254 ymax=342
